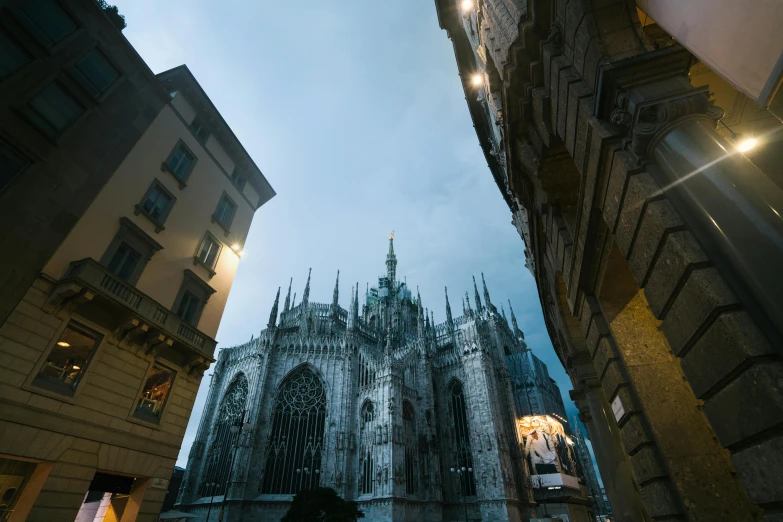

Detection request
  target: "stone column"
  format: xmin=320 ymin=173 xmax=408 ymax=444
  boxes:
xmin=583 ymin=386 xmax=650 ymax=522
xmin=650 ymin=116 xmax=783 ymax=337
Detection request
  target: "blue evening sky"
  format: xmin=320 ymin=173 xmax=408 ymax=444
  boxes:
xmin=118 ymin=0 xmax=583 ymax=469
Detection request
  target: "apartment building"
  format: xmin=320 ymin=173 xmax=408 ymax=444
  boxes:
xmin=0 ymin=2 xmax=275 ymax=521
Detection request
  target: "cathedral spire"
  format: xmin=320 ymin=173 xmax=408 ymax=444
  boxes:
xmin=332 ymin=270 xmax=340 ymax=309
xmin=473 ymin=276 xmax=484 ymax=314
xmin=386 ymin=232 xmax=397 ymax=294
xmin=302 ymin=268 xmax=312 ymax=308
xmin=347 ymin=285 xmax=357 ymax=330
xmin=283 ymin=278 xmax=292 ymax=313
xmin=481 ymin=272 xmax=492 ymax=309
xmin=353 ymin=282 xmax=359 ymax=323
xmin=268 ymin=287 xmax=280 ymax=329
xmin=508 ymin=300 xmax=520 ymax=334
xmin=430 ymin=310 xmax=435 ymax=340
xmin=445 ymin=286 xmax=453 ymax=329
xmin=292 ymin=292 xmax=296 ymax=308
xmin=501 ymin=302 xmax=508 ymax=324
xmin=465 ymin=291 xmax=473 ymax=316
xmin=417 ymin=287 xmax=425 ymax=338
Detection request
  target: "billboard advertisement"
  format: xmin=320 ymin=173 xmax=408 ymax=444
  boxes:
xmin=518 ymin=415 xmax=578 ymax=480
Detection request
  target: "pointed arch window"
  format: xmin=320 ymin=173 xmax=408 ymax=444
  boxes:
xmin=361 ymin=401 xmax=375 ymax=424
xmin=403 ymin=400 xmax=417 ymax=495
xmin=198 ymin=374 xmax=248 ymax=497
xmin=359 ymin=400 xmax=376 ymax=496
xmin=261 ymin=368 xmax=326 ymax=494
xmin=449 ymin=380 xmax=477 ymax=496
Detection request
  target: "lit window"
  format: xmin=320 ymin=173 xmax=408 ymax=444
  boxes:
xmin=134 ymin=364 xmax=174 ymax=422
xmin=164 ymin=142 xmax=196 ymax=184
xmin=0 ymin=456 xmax=37 ymax=518
xmin=0 ymin=139 xmax=30 ymax=193
xmin=195 ymin=233 xmax=221 ymax=271
xmin=106 ymin=242 xmax=140 ymax=282
xmin=229 ymin=168 xmax=246 ymax=192
xmin=176 ymin=291 xmax=200 ymax=324
xmin=33 ymin=322 xmax=101 ymax=395
xmin=14 ymin=0 xmax=77 ymax=48
xmin=70 ymin=48 xmax=119 ymax=97
xmin=190 ymin=117 xmax=210 ymax=144
xmin=22 ymin=82 xmax=84 ymax=138
xmin=0 ymin=31 xmax=31 ymax=79
xmin=213 ymin=194 xmax=236 ymax=231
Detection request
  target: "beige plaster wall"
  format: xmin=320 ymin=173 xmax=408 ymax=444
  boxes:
xmin=42 ymin=104 xmax=257 ymax=338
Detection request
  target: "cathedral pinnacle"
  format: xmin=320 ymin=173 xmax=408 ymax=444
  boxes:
xmin=501 ymin=302 xmax=508 ymax=324
xmin=465 ymin=291 xmax=473 ymax=316
xmin=445 ymin=286 xmax=453 ymax=329
xmin=481 ymin=272 xmax=492 ymax=309
xmin=283 ymin=277 xmax=292 ymax=313
xmin=386 ymin=233 xmax=397 ymax=293
xmin=302 ymin=268 xmax=312 ymax=308
xmin=508 ymin=300 xmax=521 ymax=335
xmin=473 ymin=276 xmax=484 ymax=314
xmin=268 ymin=287 xmax=280 ymax=329
xmin=332 ymin=270 xmax=340 ymax=309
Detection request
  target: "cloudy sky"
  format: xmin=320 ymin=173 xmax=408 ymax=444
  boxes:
xmin=119 ymin=0 xmax=583 ymax=469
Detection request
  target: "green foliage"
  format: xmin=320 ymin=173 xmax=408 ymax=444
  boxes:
xmin=95 ymin=0 xmax=126 ymax=31
xmin=281 ymin=487 xmax=365 ymax=522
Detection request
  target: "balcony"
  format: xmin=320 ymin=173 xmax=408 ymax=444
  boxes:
xmin=45 ymin=258 xmax=216 ymax=371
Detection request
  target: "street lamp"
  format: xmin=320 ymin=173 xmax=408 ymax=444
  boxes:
xmin=204 ymin=482 xmax=218 ymax=521
xmin=449 ymin=466 xmax=472 ymax=522
xmin=295 ymin=467 xmax=321 ymax=491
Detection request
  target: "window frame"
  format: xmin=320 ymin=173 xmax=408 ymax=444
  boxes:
xmin=13 ymin=0 xmax=79 ymax=50
xmin=229 ymin=168 xmax=246 ymax=193
xmin=189 ymin=116 xmax=210 ymax=144
xmin=134 ymin=179 xmax=176 ymax=233
xmin=161 ymin=140 xmax=197 ymax=189
xmin=130 ymin=362 xmax=176 ymax=426
xmin=29 ymin=320 xmax=103 ymax=398
xmin=0 ymin=28 xmax=33 ymax=81
xmin=212 ymin=192 xmax=237 ymax=235
xmin=68 ymin=46 xmax=120 ymax=99
xmin=99 ymin=217 xmax=164 ymax=286
xmin=171 ymin=269 xmax=216 ymax=327
xmin=193 ymin=231 xmax=222 ymax=278
xmin=0 ymin=137 xmax=31 ymax=195
xmin=20 ymin=80 xmax=86 ymax=139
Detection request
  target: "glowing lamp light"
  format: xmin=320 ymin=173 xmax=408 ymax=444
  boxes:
xmin=736 ymin=138 xmax=758 ymax=152
xmin=470 ymin=74 xmax=483 ymax=87
xmin=57 ymin=341 xmax=70 ymax=347
xmin=72 ymin=365 xmax=81 ymax=370
xmin=231 ymin=244 xmax=241 ymax=251
xmin=461 ymin=0 xmax=473 ymax=12
xmin=238 ymin=250 xmax=246 ymax=257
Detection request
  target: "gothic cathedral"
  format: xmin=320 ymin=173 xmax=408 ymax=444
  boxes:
xmin=177 ymin=237 xmax=539 ymax=521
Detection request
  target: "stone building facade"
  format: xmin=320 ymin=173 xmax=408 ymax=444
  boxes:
xmin=435 ymin=0 xmax=783 ymax=520
xmin=0 ymin=6 xmax=274 ymax=517
xmin=178 ymin=238 xmax=542 ymax=522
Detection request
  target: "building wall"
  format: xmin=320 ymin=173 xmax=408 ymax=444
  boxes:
xmin=0 ymin=279 xmax=201 ymax=521
xmin=0 ymin=0 xmax=168 ymax=328
xmin=435 ymin=0 xmax=782 ymax=520
xmin=42 ymin=102 xmax=254 ymax=338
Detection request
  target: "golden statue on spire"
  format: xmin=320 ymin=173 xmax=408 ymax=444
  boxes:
xmin=389 ymin=231 xmax=394 ymax=240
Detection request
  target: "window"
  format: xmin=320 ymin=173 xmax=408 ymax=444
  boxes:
xmin=134 ymin=364 xmax=174 ymax=423
xmin=213 ymin=193 xmax=236 ymax=232
xmin=229 ymin=168 xmax=246 ymax=192
xmin=0 ymin=31 xmax=31 ymax=80
xmin=100 ymin=217 xmax=164 ymax=286
xmin=106 ymin=242 xmax=140 ymax=282
xmin=449 ymin=380 xmax=477 ymax=496
xmin=260 ymin=369 xmax=326 ymax=494
xmin=198 ymin=375 xmax=248 ymax=498
xmin=403 ymin=401 xmax=417 ymax=495
xmin=361 ymin=401 xmax=375 ymax=424
xmin=163 ymin=141 xmax=196 ymax=187
xmin=0 ymin=457 xmax=38 ymax=521
xmin=136 ymin=180 xmax=175 ymax=232
xmin=195 ymin=232 xmax=221 ymax=274
xmin=14 ymin=0 xmax=77 ymax=47
xmin=33 ymin=322 xmax=101 ymax=396
xmin=0 ymin=139 xmax=30 ymax=192
xmin=70 ymin=48 xmax=119 ymax=97
xmin=190 ymin=117 xmax=210 ymax=143
xmin=22 ymin=82 xmax=84 ymax=138
xmin=176 ymin=291 xmax=199 ymax=324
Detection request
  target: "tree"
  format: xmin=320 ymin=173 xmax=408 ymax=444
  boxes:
xmin=281 ymin=487 xmax=364 ymax=522
xmin=94 ymin=0 xmax=126 ymax=31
